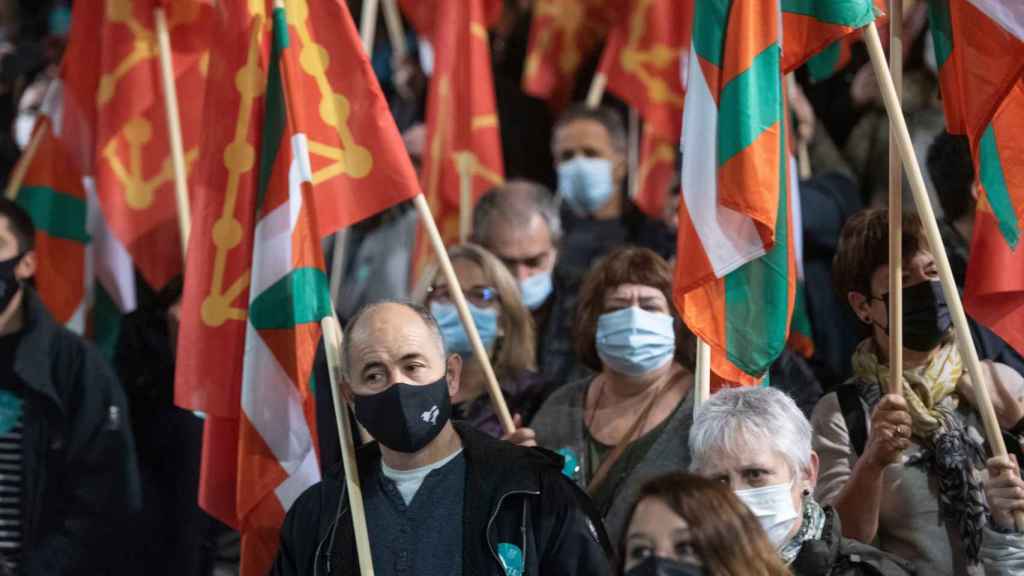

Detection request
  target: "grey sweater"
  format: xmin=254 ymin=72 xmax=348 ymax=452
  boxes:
xmin=530 ymin=377 xmax=694 ymax=546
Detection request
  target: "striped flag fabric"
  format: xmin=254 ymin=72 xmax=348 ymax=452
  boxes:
xmin=673 ymin=0 xmax=875 ymax=383
xmin=781 ymin=0 xmax=882 ymax=73
xmin=12 ymin=91 xmax=89 ymax=332
xmin=235 ymin=4 xmax=331 ymax=572
xmin=926 ymin=1 xmax=1024 ymax=355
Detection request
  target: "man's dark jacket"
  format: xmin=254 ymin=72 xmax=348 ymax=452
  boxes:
xmin=271 ymin=422 xmax=614 ymax=575
xmin=14 ymin=288 xmax=142 ymax=575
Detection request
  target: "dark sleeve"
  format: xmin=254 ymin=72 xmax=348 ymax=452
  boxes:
xmin=538 ymin=472 xmax=615 ymax=576
xmin=27 ymin=339 xmax=142 ymax=575
xmin=269 ymin=497 xmax=306 ymax=576
xmin=270 ymin=481 xmax=337 ymax=576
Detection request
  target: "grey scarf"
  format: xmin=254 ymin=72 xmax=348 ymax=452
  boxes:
xmin=781 ymin=498 xmax=826 ymax=565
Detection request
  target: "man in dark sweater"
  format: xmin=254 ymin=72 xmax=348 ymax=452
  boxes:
xmin=271 ymin=301 xmax=614 ymax=575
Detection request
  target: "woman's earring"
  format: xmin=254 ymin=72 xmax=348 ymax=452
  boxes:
xmin=802 ymin=488 xmax=811 ymax=497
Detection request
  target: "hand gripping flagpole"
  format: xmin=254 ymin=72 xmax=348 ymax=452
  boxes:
xmin=321 ymin=314 xmax=376 ymax=576
xmin=412 ymin=193 xmax=516 ymax=434
xmin=887 ymin=0 xmax=904 ymax=396
xmin=863 ymin=21 xmax=1024 ymax=531
xmin=154 ymin=4 xmax=191 ymax=257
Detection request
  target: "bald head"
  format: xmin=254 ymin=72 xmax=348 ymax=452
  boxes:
xmin=342 ymin=301 xmax=452 ymax=394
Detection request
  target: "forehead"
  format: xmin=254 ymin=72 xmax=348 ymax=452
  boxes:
xmin=630 ymin=497 xmax=688 ymax=533
xmin=870 ymin=250 xmax=935 ymax=290
xmin=488 ymin=213 xmax=552 ymax=252
xmin=605 ymin=283 xmax=666 ymax=301
xmin=436 ymin=256 xmax=487 ymax=288
xmin=701 ymin=433 xmax=789 ymax=473
xmin=553 ymin=118 xmax=612 ymax=148
xmin=349 ymin=304 xmax=442 ymax=366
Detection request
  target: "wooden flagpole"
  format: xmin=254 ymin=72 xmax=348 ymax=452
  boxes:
xmin=457 ymin=153 xmax=474 ymax=243
xmin=154 ymin=6 xmax=191 ymax=257
xmin=863 ymin=21 xmax=1024 ymax=530
xmin=887 ymin=0 xmax=904 ymax=396
xmin=381 ymin=0 xmax=407 ymax=60
xmin=321 ymin=314 xmax=376 ymax=576
xmin=412 ymin=193 xmax=516 ymax=433
xmin=694 ymin=339 xmax=711 ymax=413
xmin=4 ymin=119 xmax=47 ymax=201
xmin=585 ymin=72 xmax=607 ymax=108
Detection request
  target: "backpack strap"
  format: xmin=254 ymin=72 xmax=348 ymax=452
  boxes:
xmin=836 ymin=383 xmax=869 ymax=457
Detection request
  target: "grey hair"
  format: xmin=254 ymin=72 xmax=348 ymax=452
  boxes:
xmin=689 ymin=387 xmax=813 ymax=476
xmin=553 ymin=103 xmax=627 ymax=155
xmin=341 ymin=299 xmax=446 ymax=380
xmin=471 ymin=179 xmax=563 ymax=248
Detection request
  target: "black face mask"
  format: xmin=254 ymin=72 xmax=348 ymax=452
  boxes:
xmin=624 ymin=557 xmax=705 ymax=576
xmin=0 ymin=254 xmax=23 ymax=313
xmin=875 ymin=280 xmax=952 ymax=352
xmin=353 ymin=375 xmax=452 ymax=453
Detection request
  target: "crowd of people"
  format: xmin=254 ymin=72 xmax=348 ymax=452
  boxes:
xmin=1 ymin=1 xmax=1023 ymax=575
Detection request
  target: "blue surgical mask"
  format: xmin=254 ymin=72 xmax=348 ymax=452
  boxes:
xmin=430 ymin=301 xmax=499 ymax=356
xmin=596 ymin=307 xmax=675 ymax=376
xmin=557 ymin=156 xmax=614 ymax=216
xmin=518 ymin=271 xmax=553 ymax=311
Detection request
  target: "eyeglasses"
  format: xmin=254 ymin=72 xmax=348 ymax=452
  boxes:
xmin=427 ymin=284 xmax=500 ymax=308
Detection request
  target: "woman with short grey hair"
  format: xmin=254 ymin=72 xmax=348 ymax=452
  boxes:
xmin=690 ymin=387 xmax=914 ymax=576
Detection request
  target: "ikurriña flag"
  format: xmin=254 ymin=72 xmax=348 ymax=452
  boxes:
xmin=673 ymin=0 xmax=875 ymax=385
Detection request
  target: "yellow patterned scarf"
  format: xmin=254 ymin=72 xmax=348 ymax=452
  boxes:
xmin=851 ymin=339 xmax=963 ymax=438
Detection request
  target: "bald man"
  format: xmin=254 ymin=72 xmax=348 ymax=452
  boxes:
xmin=271 ymin=301 xmax=613 ymax=576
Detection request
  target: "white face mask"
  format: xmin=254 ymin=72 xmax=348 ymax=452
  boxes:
xmin=734 ymin=481 xmax=800 ymax=549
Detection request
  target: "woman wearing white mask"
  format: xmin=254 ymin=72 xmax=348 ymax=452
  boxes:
xmin=516 ymin=246 xmax=694 ymax=546
xmin=421 ymin=243 xmax=548 ymax=438
xmin=690 ymin=387 xmax=915 ymax=576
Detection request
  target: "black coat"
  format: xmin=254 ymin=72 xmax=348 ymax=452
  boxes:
xmin=271 ymin=422 xmax=614 ymax=576
xmin=793 ymin=506 xmax=916 ymax=576
xmin=14 ymin=288 xmax=142 ymax=575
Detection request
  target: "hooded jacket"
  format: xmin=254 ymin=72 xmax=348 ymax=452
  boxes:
xmin=14 ymin=287 xmax=142 ymax=575
xmin=271 ymin=422 xmax=614 ymax=575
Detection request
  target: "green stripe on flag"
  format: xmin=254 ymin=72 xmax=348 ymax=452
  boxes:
xmin=257 ymin=6 xmax=291 ymax=213
xmin=93 ymin=282 xmax=122 ymax=364
xmin=693 ymin=0 xmax=731 ymax=67
xmin=724 ymin=83 xmax=791 ymax=376
xmin=807 ymin=41 xmax=842 ymax=83
xmin=979 ymin=124 xmax=1020 ymax=249
xmin=780 ymin=0 xmax=875 ymax=26
xmin=16 ymin=186 xmax=89 ymax=243
xmin=927 ymin=0 xmax=954 ymax=69
xmin=718 ymin=44 xmax=782 ymax=166
xmin=249 ymin=267 xmax=332 ymax=330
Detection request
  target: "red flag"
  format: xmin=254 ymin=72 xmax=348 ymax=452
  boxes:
xmin=522 ymin=0 xmax=611 ymax=108
xmin=92 ymin=0 xmax=212 ymax=290
xmin=634 ymin=127 xmax=676 ymax=219
xmin=402 ymin=0 xmax=505 ymax=281
xmin=598 ymin=0 xmax=690 ymax=140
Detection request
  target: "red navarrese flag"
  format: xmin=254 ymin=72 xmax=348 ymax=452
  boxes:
xmin=401 ymin=0 xmax=505 ymax=283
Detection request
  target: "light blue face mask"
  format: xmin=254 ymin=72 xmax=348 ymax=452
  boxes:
xmin=430 ymin=301 xmax=499 ymax=356
xmin=596 ymin=306 xmax=676 ymax=376
xmin=518 ymin=271 xmax=554 ymax=311
xmin=557 ymin=156 xmax=614 ymax=216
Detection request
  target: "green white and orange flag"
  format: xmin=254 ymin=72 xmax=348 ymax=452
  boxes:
xmin=174 ymin=0 xmax=421 ymax=571
xmin=522 ymin=0 xmax=611 ymax=108
xmin=12 ymin=96 xmax=89 ymax=332
xmin=402 ymin=0 xmax=505 ymax=282
xmin=782 ymin=0 xmax=883 ymax=73
xmin=673 ymin=0 xmax=875 ymax=384
xmin=926 ymin=1 xmax=1024 ymax=355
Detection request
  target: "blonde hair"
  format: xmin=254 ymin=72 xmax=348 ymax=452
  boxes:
xmin=420 ymin=243 xmax=537 ymax=377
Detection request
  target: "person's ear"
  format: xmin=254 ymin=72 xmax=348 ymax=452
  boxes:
xmin=15 ymin=250 xmax=36 ymax=281
xmin=848 ymin=291 xmax=873 ymax=325
xmin=611 ymin=148 xmax=627 ymax=185
xmin=446 ymin=353 xmax=463 ymax=397
xmin=970 ymin=180 xmax=981 ymax=202
xmin=805 ymin=450 xmax=820 ymax=492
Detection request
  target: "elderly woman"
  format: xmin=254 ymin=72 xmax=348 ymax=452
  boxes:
xmin=620 ymin=472 xmax=790 ymax=576
xmin=690 ymin=387 xmax=914 ymax=575
xmin=517 ymin=246 xmax=694 ymax=546
xmin=421 ymin=243 xmax=547 ymax=437
xmin=813 ymin=209 xmax=1024 ymax=574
